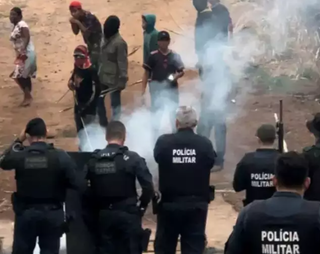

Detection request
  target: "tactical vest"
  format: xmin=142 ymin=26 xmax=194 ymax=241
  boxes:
xmin=159 ymin=148 xmax=210 ymax=202
xmin=87 ymin=148 xmax=136 ymax=200
xmin=15 ymin=145 xmax=64 ymax=202
xmin=244 ymin=200 xmax=320 ymax=254
xmin=303 ymin=144 xmax=320 ymax=201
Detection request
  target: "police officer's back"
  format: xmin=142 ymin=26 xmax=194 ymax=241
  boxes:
xmin=233 ymin=124 xmax=279 ymax=206
xmin=86 ymin=121 xmax=154 ymax=254
xmin=153 ymin=106 xmax=216 ymax=254
xmin=0 ymin=118 xmax=79 ymax=254
xmin=226 ymin=152 xmax=320 ymax=254
xmin=303 ymin=113 xmax=320 ymax=201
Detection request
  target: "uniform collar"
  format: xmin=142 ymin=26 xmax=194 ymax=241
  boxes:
xmin=177 ymin=128 xmax=194 ymax=133
xmin=273 ymin=191 xmax=302 ymax=199
xmin=106 ymin=143 xmax=122 ymax=148
xmin=256 ymin=148 xmax=278 ymax=152
xmin=30 ymin=141 xmax=48 ymax=147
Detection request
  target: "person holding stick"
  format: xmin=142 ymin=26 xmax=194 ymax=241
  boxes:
xmin=67 ymin=45 xmax=101 ymax=149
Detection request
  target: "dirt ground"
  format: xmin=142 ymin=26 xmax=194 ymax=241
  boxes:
xmin=0 ymin=0 xmax=320 ymax=251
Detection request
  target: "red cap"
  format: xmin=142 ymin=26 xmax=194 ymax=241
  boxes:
xmin=69 ymin=1 xmax=82 ymax=8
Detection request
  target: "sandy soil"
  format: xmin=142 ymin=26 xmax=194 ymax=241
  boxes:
xmin=0 ymin=0 xmax=319 ymax=252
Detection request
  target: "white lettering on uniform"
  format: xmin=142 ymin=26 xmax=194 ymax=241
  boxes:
xmin=261 ymin=230 xmax=300 ymax=254
xmin=251 ymin=173 xmax=274 ymax=188
xmin=172 ymin=148 xmax=196 ymax=164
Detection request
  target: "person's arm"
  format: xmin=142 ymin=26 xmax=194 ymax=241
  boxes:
xmin=69 ymin=18 xmax=80 ymax=35
xmin=228 ymin=17 xmax=233 ymax=39
xmin=141 ymin=69 xmax=149 ymax=95
xmin=20 ymin=27 xmax=30 ymax=51
xmin=153 ymin=135 xmax=166 ymax=163
xmin=0 ymin=140 xmax=24 ymax=170
xmin=0 ymin=128 xmax=27 ymax=170
xmin=225 ymin=207 xmax=248 ymax=254
xmin=116 ymin=41 xmax=128 ymax=88
xmin=233 ymin=156 xmax=248 ymax=192
xmin=204 ymin=138 xmax=216 ymax=169
xmin=142 ymin=54 xmax=154 ymax=95
xmin=134 ymin=156 xmax=155 ymax=210
xmin=173 ymin=53 xmax=185 ymax=81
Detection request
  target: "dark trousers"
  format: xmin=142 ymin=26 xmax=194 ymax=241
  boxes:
xmin=98 ymin=208 xmax=142 ymax=254
xmin=154 ymin=206 xmax=208 ymax=254
xmin=12 ymin=208 xmax=64 ymax=254
xmin=149 ymin=81 xmax=179 ymax=138
xmin=97 ymin=90 xmax=121 ymax=126
xmin=197 ymin=109 xmax=226 ymax=166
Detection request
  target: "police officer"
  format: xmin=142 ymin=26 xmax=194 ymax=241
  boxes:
xmin=0 ymin=118 xmax=79 ymax=254
xmin=226 ymin=151 xmax=320 ymax=254
xmin=303 ymin=113 xmax=320 ymax=201
xmin=85 ymin=120 xmax=154 ymax=254
xmin=153 ymin=106 xmax=216 ymax=254
xmin=233 ymin=124 xmax=279 ymax=206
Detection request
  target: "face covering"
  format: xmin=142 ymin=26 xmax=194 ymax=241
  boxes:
xmin=103 ymin=15 xmax=120 ymax=39
xmin=73 ymin=45 xmax=91 ymax=69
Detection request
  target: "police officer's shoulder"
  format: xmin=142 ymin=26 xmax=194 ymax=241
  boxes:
xmin=241 ymin=151 xmax=257 ymax=161
xmin=195 ymin=134 xmax=214 ymax=147
xmin=302 ymin=145 xmax=315 ymax=153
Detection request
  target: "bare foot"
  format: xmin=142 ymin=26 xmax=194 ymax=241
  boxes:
xmin=20 ymin=97 xmax=33 ymax=107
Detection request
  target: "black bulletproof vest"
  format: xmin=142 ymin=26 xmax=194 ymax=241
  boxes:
xmin=244 ymin=200 xmax=320 ymax=254
xmin=159 ymin=147 xmax=210 ymax=202
xmin=16 ymin=146 xmax=65 ymax=202
xmin=244 ymin=149 xmax=279 ymax=205
xmin=88 ymin=149 xmax=136 ymax=199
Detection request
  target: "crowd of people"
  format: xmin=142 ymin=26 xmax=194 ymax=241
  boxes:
xmin=8 ymin=0 xmax=233 ymax=169
xmin=4 ymin=0 xmax=320 ymax=254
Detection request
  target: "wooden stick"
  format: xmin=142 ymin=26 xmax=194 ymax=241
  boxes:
xmin=128 ymin=46 xmax=141 ymax=57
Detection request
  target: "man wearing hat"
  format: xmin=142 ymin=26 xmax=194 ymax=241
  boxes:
xmin=142 ymin=31 xmax=185 ymax=137
xmin=0 ymin=118 xmax=79 ymax=254
xmin=303 ymin=113 xmax=320 ymax=201
xmin=69 ymin=1 xmax=102 ymax=69
xmin=153 ymin=106 xmax=216 ymax=254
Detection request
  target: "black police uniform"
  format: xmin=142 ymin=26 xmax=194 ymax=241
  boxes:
xmin=226 ymin=192 xmax=320 ymax=254
xmin=153 ymin=128 xmax=216 ymax=254
xmin=233 ymin=148 xmax=279 ymax=206
xmin=303 ymin=143 xmax=320 ymax=201
xmin=86 ymin=144 xmax=154 ymax=254
xmin=0 ymin=140 xmax=79 ymax=254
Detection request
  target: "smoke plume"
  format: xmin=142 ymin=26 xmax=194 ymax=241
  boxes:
xmin=77 ymin=0 xmax=320 ymax=181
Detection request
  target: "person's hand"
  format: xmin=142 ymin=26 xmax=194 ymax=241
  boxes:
xmin=69 ymin=17 xmax=80 ymax=25
xmin=68 ymin=80 xmax=75 ymax=91
xmin=18 ymin=128 xmax=27 ymax=143
xmin=74 ymin=74 xmax=83 ymax=88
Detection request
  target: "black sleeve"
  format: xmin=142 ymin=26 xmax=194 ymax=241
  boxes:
xmin=153 ymin=135 xmax=166 ymax=163
xmin=233 ymin=155 xmax=248 ymax=192
xmin=174 ymin=53 xmax=185 ymax=73
xmin=143 ymin=53 xmax=155 ymax=71
xmin=134 ymin=155 xmax=154 ymax=208
xmin=203 ymin=137 xmax=216 ymax=169
xmin=226 ymin=206 xmax=249 ymax=254
xmin=90 ymin=67 xmax=101 ymax=97
xmin=0 ymin=140 xmax=24 ymax=170
xmin=58 ymin=150 xmax=81 ymax=191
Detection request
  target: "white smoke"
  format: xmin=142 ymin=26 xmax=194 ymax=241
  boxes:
xmin=76 ymin=0 xmax=320 ymax=181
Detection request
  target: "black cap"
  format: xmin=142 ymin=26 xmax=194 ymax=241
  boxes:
xmin=158 ymin=31 xmax=170 ymax=41
xmin=256 ymin=124 xmax=276 ymax=143
xmin=25 ymin=118 xmax=47 ymax=137
xmin=306 ymin=113 xmax=320 ymax=135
